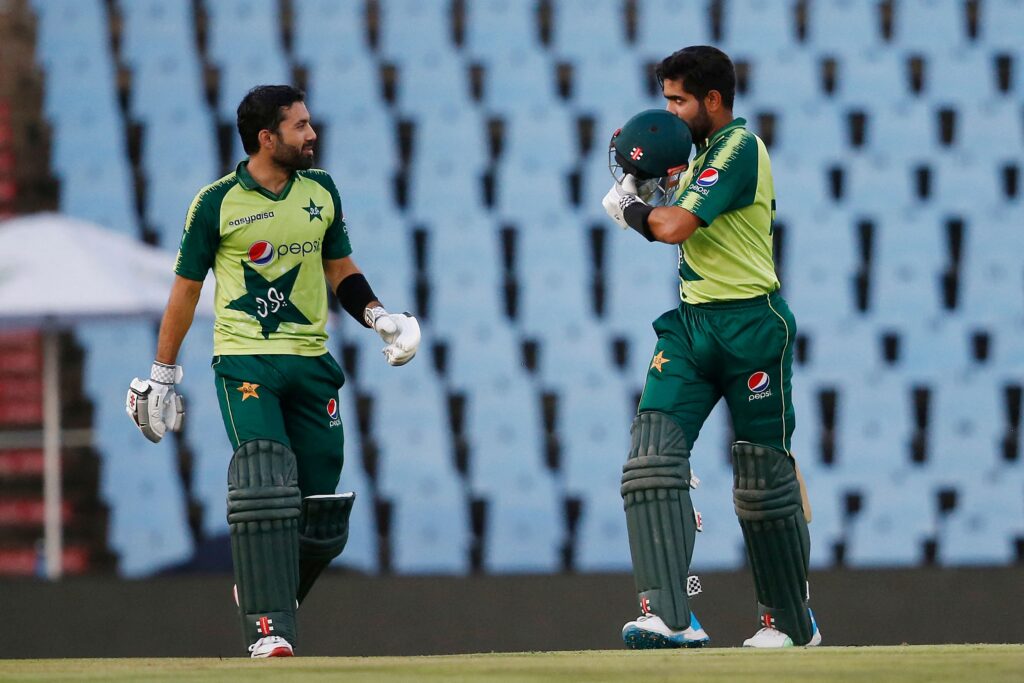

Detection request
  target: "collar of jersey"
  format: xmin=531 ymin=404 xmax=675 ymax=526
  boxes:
xmin=695 ymin=117 xmax=747 ymax=155
xmin=235 ymin=159 xmax=297 ymax=201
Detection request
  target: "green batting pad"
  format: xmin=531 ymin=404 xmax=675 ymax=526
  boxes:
xmin=227 ymin=439 xmax=301 ymax=648
xmin=297 ymin=492 xmax=355 ymax=604
xmin=621 ymin=412 xmax=698 ymax=631
xmin=732 ymin=441 xmax=815 ymax=645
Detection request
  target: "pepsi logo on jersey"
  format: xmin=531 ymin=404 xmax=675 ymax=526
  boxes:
xmin=747 ymin=371 xmax=773 ymax=401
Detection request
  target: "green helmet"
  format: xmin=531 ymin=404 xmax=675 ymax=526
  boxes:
xmin=609 ymin=109 xmax=693 ymax=205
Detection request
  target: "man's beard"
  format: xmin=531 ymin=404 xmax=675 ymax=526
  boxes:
xmin=688 ymin=104 xmax=713 ymax=143
xmin=272 ymin=140 xmax=314 ymax=171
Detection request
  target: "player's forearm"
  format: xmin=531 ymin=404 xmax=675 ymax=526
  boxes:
xmin=155 ymin=276 xmax=203 ymax=364
xmin=648 ymin=206 xmax=701 ymax=244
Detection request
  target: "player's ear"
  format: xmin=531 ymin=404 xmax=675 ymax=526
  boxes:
xmin=258 ymin=128 xmax=275 ymax=151
xmin=705 ymin=89 xmax=723 ymax=113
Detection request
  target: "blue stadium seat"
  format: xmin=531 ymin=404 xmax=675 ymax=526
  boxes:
xmin=802 ymin=468 xmax=845 ymax=569
xmin=958 ymin=215 xmax=1024 ymax=326
xmin=634 ymin=0 xmax=713 ymax=62
xmin=378 ymin=0 xmax=453 ymax=59
xmin=330 ymin=397 xmax=378 ymax=573
xmin=129 ymin=56 xmax=208 ymax=125
xmin=146 ymin=162 xmax=220 ymax=248
xmin=892 ymin=0 xmax=970 ymax=54
xmin=797 ymin=321 xmax=883 ymax=385
xmin=373 ymin=380 xmax=452 ymax=497
xmin=744 ymin=50 xmax=823 ymax=110
xmin=894 ymin=319 xmax=972 ymax=381
xmin=719 ymin=0 xmax=798 ymax=59
xmin=445 ymin=320 xmax=522 ymax=390
xmin=575 ymin=488 xmax=632 ymax=572
xmin=977 ymin=0 xmax=1024 ymax=53
xmin=783 ymin=262 xmax=858 ymax=333
xmin=291 ymin=0 xmax=368 ymax=65
xmin=479 ymin=50 xmax=560 ymax=114
xmin=409 ymin=158 xmax=487 ymax=222
xmin=203 ymin=0 xmax=283 ymax=64
xmin=494 ymin=163 xmax=574 ymax=227
xmin=833 ymin=375 xmax=915 ymax=481
xmin=805 ymin=0 xmax=886 ymax=57
xmin=571 ymin=50 xmax=649 ymax=118
xmin=515 ymin=221 xmax=590 ymax=334
xmin=925 ymin=49 xmax=1002 ymax=110
xmin=954 ymin=101 xmax=1024 ymax=161
xmin=216 ymin=51 xmax=291 ymax=121
xmin=391 ymin=484 xmax=470 ymax=574
xmin=927 ymin=371 xmax=1003 ymax=474
xmin=483 ymin=473 xmax=562 ymax=573
xmin=840 ymin=157 xmax=917 ymax=214
xmin=394 ymin=49 xmax=471 ymax=114
xmin=551 ymin=0 xmax=628 ymax=61
xmin=536 ymin=321 xmax=612 ymax=385
xmin=560 ymin=376 xmax=631 ymax=496
xmin=938 ymin=475 xmax=1024 ymax=566
xmin=463 ymin=0 xmax=541 ymax=59
xmin=410 ymin=105 xmax=488 ymax=173
xmin=845 ymin=478 xmax=933 ymax=567
xmin=33 ymin=0 xmax=107 ymax=62
xmin=833 ymin=51 xmax=912 ymax=109
xmin=307 ymin=55 xmax=386 ymax=122
xmin=503 ymin=105 xmax=579 ymax=172
xmin=603 ymin=231 xmax=680 ymax=340
xmin=690 ymin=482 xmax=746 ymax=570
xmin=862 ymin=101 xmax=938 ymax=164
xmin=689 ymin=402 xmax=733 ymax=488
xmin=465 ymin=373 xmax=544 ymax=494
xmin=76 ymin=320 xmax=195 ymax=576
xmin=117 ymin=0 xmax=194 ymax=68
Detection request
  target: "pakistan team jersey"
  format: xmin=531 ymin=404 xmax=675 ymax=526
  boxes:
xmin=175 ymin=160 xmax=352 ymax=356
xmin=672 ymin=117 xmax=779 ymax=304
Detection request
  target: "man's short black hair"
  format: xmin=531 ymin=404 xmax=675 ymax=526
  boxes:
xmin=236 ymin=85 xmax=306 ymax=155
xmin=655 ymin=46 xmax=736 ymax=109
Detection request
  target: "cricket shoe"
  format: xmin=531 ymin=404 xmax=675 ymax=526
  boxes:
xmin=622 ymin=612 xmax=710 ymax=649
xmin=248 ymin=635 xmax=294 ymax=658
xmin=742 ymin=609 xmax=822 ymax=648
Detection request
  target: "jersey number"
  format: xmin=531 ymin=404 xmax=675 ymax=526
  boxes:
xmin=255 ymin=287 xmax=287 ymax=318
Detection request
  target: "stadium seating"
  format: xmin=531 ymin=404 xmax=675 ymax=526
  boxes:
xmin=24 ymin=0 xmax=1024 ymax=577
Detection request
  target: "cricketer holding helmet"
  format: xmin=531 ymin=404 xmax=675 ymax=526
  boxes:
xmin=125 ymin=85 xmax=421 ymax=658
xmin=603 ymin=46 xmax=821 ymax=649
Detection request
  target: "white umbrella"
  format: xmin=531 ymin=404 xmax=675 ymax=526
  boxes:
xmin=0 ymin=213 xmax=214 ymax=578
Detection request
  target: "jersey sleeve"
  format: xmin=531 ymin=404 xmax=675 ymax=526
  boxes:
xmin=174 ymin=189 xmax=221 ymax=281
xmin=674 ymin=131 xmax=758 ymax=227
xmin=320 ymin=173 xmax=353 ymax=260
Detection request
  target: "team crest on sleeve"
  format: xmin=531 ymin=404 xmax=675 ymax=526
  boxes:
xmin=247 ymin=240 xmax=276 ymax=266
xmin=696 ymin=168 xmax=719 ymax=187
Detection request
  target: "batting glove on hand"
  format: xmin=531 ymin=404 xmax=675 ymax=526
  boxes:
xmin=365 ymin=306 xmax=421 ymax=366
xmin=126 ymin=362 xmax=185 ymax=443
xmin=602 ymin=174 xmax=646 ymax=230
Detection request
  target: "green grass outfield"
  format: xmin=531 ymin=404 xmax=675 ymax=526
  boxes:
xmin=1 ymin=645 xmax=1021 ymax=682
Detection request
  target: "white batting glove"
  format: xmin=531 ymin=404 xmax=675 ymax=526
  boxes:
xmin=601 ymin=173 xmax=645 ymax=230
xmin=126 ymin=362 xmax=185 ymax=443
xmin=364 ymin=306 xmax=421 ymax=366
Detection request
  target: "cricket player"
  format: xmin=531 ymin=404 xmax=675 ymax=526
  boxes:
xmin=125 ymin=85 xmax=420 ymax=657
xmin=603 ymin=46 xmax=821 ymax=649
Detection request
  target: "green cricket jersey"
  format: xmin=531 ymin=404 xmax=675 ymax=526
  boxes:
xmin=672 ymin=118 xmax=779 ymax=304
xmin=175 ymin=160 xmax=352 ymax=356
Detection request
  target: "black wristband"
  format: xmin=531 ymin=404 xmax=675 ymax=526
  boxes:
xmin=335 ymin=273 xmax=378 ymax=327
xmin=623 ymin=200 xmax=656 ymax=242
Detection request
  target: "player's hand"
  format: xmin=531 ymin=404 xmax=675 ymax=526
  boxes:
xmin=126 ymin=362 xmax=185 ymax=443
xmin=602 ymin=174 xmax=645 ymax=230
xmin=365 ymin=306 xmax=421 ymax=366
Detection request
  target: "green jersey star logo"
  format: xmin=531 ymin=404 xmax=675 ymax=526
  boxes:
xmin=226 ymin=262 xmax=312 ymax=339
xmin=303 ymin=198 xmax=324 ymax=222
